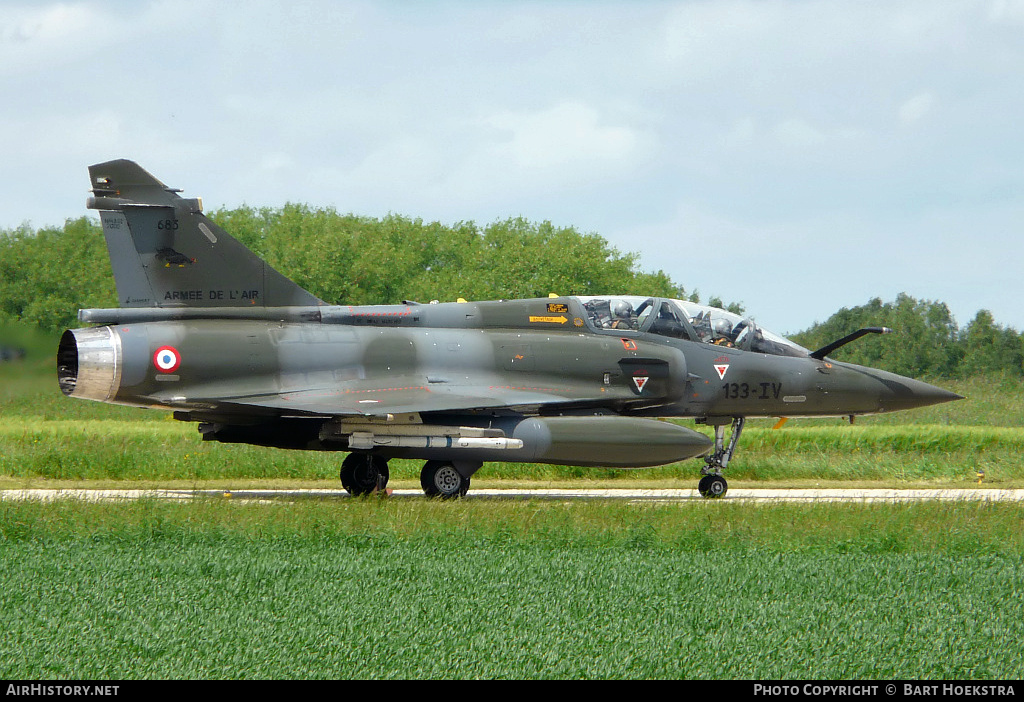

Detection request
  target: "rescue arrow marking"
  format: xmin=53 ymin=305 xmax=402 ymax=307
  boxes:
xmin=529 ymin=315 xmax=568 ymax=324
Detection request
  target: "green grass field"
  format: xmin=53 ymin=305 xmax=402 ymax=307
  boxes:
xmin=1 ymin=499 xmax=1022 ymax=679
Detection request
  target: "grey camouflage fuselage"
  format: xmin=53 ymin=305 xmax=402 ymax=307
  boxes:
xmin=57 ymin=160 xmax=962 ymax=497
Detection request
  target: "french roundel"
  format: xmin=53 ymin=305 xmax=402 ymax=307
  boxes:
xmin=153 ymin=346 xmax=181 ymax=373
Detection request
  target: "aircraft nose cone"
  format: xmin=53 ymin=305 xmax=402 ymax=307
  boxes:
xmin=874 ymin=374 xmax=964 ymax=412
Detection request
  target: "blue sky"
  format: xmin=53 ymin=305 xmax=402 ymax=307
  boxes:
xmin=2 ymin=0 xmax=1022 ymax=334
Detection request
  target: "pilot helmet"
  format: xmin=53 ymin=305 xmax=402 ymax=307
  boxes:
xmin=712 ymin=317 xmax=733 ymax=336
xmin=611 ymin=300 xmax=632 ymax=318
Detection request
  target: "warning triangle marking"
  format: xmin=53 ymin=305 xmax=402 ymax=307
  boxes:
xmin=633 ymin=376 xmax=649 ymax=392
xmin=714 ymin=364 xmax=729 ymax=380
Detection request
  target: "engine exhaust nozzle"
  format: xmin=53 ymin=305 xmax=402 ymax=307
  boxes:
xmin=57 ymin=327 xmax=122 ymax=402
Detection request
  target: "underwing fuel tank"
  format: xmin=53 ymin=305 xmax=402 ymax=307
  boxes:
xmin=508 ymin=415 xmax=713 ymax=467
xmin=375 ymin=415 xmax=715 ymax=468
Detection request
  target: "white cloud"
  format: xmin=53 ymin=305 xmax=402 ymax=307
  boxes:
xmin=483 ymin=101 xmax=644 ymax=171
xmin=898 ymin=92 xmax=936 ymax=125
xmin=613 ymin=197 xmax=1024 ymax=335
xmin=0 ymin=1 xmax=197 ymax=76
xmin=771 ymin=119 xmax=828 ymax=149
xmin=0 ymin=3 xmax=95 ymax=42
xmin=0 ymin=1 xmax=1022 ymax=332
xmin=0 ymin=4 xmax=103 ymax=75
xmin=987 ymin=0 xmax=1024 ymax=23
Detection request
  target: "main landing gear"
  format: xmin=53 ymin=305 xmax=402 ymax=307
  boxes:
xmin=698 ymin=417 xmax=745 ymax=499
xmin=339 ymin=453 xmax=390 ymax=496
xmin=420 ymin=460 xmax=472 ymax=499
xmin=339 ymin=454 xmax=475 ymax=499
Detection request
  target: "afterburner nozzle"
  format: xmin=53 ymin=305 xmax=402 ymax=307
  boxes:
xmin=57 ymin=327 xmax=122 ymax=402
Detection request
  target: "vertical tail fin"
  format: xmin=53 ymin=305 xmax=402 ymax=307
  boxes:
xmin=87 ymin=160 xmax=324 ymax=309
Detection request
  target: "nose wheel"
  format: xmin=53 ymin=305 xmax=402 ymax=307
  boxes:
xmin=697 ymin=417 xmax=744 ymax=499
xmin=698 ymin=474 xmax=728 ymax=498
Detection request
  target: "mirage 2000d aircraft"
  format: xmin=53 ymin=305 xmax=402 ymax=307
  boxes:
xmin=57 ymin=160 xmax=963 ymax=498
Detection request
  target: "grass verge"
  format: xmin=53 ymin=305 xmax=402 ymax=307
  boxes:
xmin=1 ymin=498 xmax=1022 ymax=679
xmin=0 ymin=418 xmax=1019 ymax=486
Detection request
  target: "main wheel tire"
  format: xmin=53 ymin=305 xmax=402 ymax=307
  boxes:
xmin=698 ymin=474 xmax=728 ymax=499
xmin=421 ymin=460 xmax=470 ymax=498
xmin=340 ymin=453 xmax=389 ymax=496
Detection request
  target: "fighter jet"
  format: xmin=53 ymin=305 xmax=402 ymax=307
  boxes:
xmin=57 ymin=160 xmax=963 ymax=498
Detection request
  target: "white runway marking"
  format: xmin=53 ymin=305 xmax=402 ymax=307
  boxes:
xmin=2 ymin=488 xmax=1023 ymax=503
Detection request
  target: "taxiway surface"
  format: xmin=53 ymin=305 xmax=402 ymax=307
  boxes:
xmin=2 ymin=488 xmax=1022 ymax=503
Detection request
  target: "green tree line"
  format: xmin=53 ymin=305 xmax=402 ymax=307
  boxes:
xmin=1 ymin=209 xmax=1020 ymax=379
xmin=0 ymin=207 xmax=692 ymax=331
xmin=790 ymin=295 xmax=1024 ymax=379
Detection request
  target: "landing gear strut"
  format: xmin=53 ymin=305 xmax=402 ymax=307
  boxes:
xmin=340 ymin=453 xmax=390 ymax=496
xmin=698 ymin=417 xmax=745 ymax=498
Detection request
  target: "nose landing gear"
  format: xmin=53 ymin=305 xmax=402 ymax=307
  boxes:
xmin=698 ymin=417 xmax=745 ymax=498
xmin=698 ymin=473 xmax=729 ymax=498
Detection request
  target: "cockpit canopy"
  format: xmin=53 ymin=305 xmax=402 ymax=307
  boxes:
xmin=577 ymin=296 xmax=809 ymax=358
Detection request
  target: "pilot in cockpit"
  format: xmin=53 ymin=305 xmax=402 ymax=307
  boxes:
xmin=690 ymin=311 xmax=711 ymax=340
xmin=606 ymin=299 xmax=635 ymax=329
xmin=711 ymin=317 xmax=735 ymax=346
